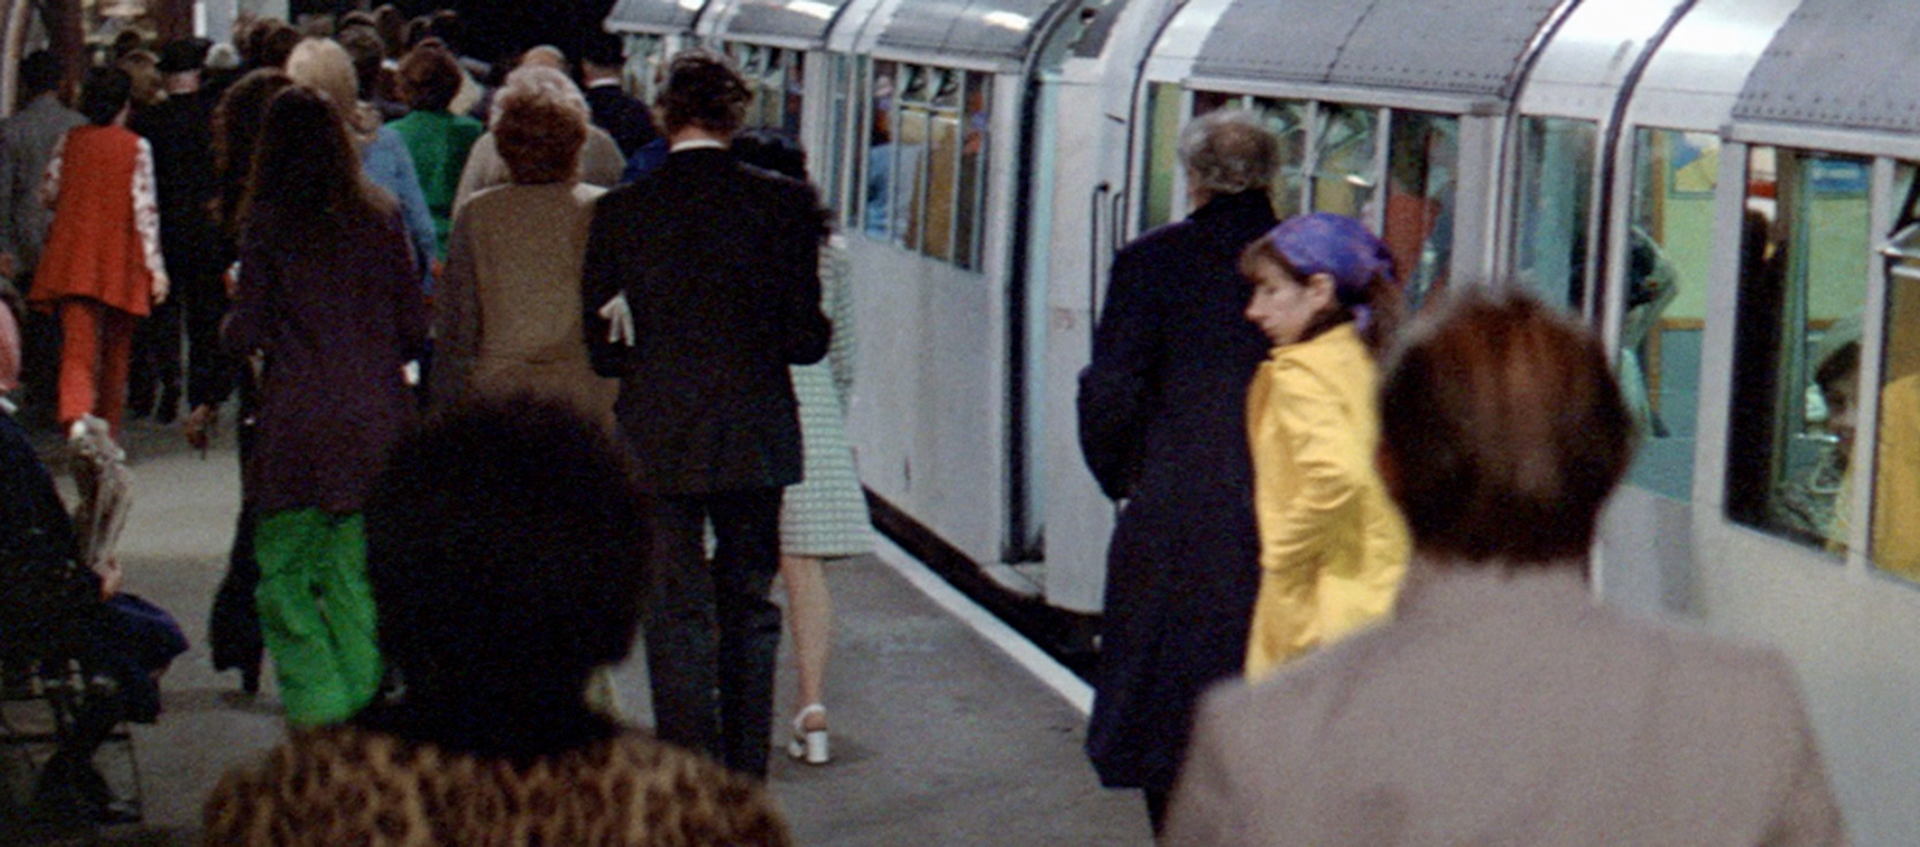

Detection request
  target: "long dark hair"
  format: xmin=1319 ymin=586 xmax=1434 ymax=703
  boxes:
xmin=239 ymin=85 xmax=394 ymax=234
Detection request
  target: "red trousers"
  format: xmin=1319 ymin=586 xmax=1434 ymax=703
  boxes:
xmin=57 ymin=299 xmax=136 ymax=433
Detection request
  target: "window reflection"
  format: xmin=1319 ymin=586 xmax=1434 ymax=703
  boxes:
xmin=1727 ymin=146 xmax=1871 ymax=552
xmin=1871 ymin=177 xmax=1920 ymax=582
xmin=1385 ymin=112 xmax=1456 ymax=311
xmin=1313 ymin=105 xmax=1377 ymax=218
xmin=1623 ymin=128 xmax=1717 ymax=502
xmin=1247 ymin=98 xmax=1308 ymax=220
xmin=1512 ymin=117 xmax=1596 ymax=312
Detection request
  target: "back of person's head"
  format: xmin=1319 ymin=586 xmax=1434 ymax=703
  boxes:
xmin=20 ymin=50 xmax=62 ymax=98
xmin=1180 ymin=109 xmax=1279 ymax=199
xmin=490 ymin=64 xmax=587 ymax=127
xmin=733 ymin=128 xmax=806 ymax=181
xmin=335 ymin=25 xmax=385 ymax=100
xmin=244 ymin=84 xmax=389 ymax=227
xmin=78 ymin=67 xmax=133 ymax=126
xmin=373 ymin=4 xmax=408 ymax=59
xmin=397 ymin=41 xmax=462 ymax=112
xmin=284 ymin=37 xmax=357 ymax=111
xmin=1378 ymin=287 xmax=1632 ymax=565
xmin=518 ymin=44 xmax=566 ymax=71
xmin=493 ymin=76 xmax=587 ymax=184
xmin=580 ymin=31 xmax=626 ymax=72
xmin=363 ymin=398 xmax=650 ymax=703
xmin=212 ymin=68 xmax=295 ymax=228
xmin=657 ymin=50 xmax=751 ymax=137
xmin=250 ymin=19 xmax=302 ymax=70
xmin=115 ymin=49 xmax=164 ymax=108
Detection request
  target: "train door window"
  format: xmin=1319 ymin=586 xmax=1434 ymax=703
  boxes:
xmin=1724 ymin=146 xmax=1871 ymax=553
xmin=1384 ymin=112 xmax=1457 ymax=310
xmin=864 ymin=60 xmax=901 ymax=239
xmin=954 ymin=71 xmax=991 ymax=270
xmin=1141 ymin=83 xmax=1182 ymax=231
xmin=1622 ymin=128 xmax=1719 ymax=501
xmin=1248 ymin=98 xmax=1309 ymax=221
xmin=1868 ymin=169 xmax=1920 ymax=584
xmin=1312 ymin=104 xmax=1379 ymax=219
xmin=1512 ymin=117 xmax=1597 ymax=312
xmin=922 ymin=70 xmax=960 ymax=262
xmin=824 ymin=55 xmax=855 ymax=228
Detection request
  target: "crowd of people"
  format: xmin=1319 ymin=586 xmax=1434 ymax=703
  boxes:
xmin=0 ymin=6 xmax=1854 ymax=844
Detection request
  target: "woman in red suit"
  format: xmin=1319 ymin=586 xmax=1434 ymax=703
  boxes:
xmin=32 ymin=67 xmax=168 ymax=438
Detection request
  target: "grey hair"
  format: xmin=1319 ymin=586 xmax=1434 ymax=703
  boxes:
xmin=490 ymin=64 xmax=589 ymax=127
xmin=1178 ymin=109 xmax=1280 ymax=197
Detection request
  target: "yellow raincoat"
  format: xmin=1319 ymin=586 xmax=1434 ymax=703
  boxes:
xmin=1244 ymin=323 xmax=1409 ymax=680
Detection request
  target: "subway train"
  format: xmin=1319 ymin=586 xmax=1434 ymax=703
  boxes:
xmin=597 ymin=0 xmax=1920 ymax=839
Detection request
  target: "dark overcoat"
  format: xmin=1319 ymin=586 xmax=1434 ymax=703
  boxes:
xmin=1078 ymin=188 xmax=1275 ymax=791
xmin=582 ymin=147 xmax=829 ymax=495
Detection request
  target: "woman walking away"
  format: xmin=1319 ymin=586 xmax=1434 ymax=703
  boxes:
xmin=733 ymin=129 xmax=872 ymax=765
xmin=430 ymin=63 xmax=614 ymax=426
xmin=1240 ymin=212 xmax=1410 ymax=680
xmin=1077 ymin=109 xmax=1278 ymax=832
xmin=220 ymin=84 xmax=427 ymax=726
xmin=32 ymin=67 xmax=168 ymax=440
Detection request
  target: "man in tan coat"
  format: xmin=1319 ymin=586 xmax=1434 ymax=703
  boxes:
xmin=1165 ymin=289 xmax=1845 ymax=846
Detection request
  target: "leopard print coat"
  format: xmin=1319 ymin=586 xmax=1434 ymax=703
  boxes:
xmin=202 ymin=725 xmax=791 ymax=845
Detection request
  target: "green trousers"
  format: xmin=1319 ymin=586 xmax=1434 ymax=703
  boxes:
xmin=253 ymin=509 xmax=382 ymax=725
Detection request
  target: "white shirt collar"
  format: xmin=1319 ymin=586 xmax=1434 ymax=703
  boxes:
xmin=669 ymin=138 xmax=729 ymax=153
xmin=586 ymin=78 xmax=622 ymax=89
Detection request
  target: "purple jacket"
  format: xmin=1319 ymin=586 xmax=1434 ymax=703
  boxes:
xmin=222 ymin=208 xmax=427 ymax=515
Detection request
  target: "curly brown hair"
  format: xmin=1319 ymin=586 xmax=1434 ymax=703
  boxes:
xmin=493 ymin=82 xmax=587 ymax=185
xmin=656 ymin=50 xmax=751 ymax=136
xmin=398 ymin=42 xmax=462 ymax=112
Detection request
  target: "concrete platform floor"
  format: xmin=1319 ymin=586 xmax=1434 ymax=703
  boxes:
xmin=5 ymin=418 xmax=1152 ymax=845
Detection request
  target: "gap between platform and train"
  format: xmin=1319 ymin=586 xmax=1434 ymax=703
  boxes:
xmin=871 ymin=535 xmax=1094 ymax=718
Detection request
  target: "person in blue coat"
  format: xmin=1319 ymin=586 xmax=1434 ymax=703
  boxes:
xmin=1076 ymin=109 xmax=1279 ymax=834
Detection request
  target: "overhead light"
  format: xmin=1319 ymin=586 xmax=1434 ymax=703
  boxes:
xmin=678 ymin=0 xmax=704 ymax=11
xmin=787 ymin=0 xmax=837 ymax=18
xmin=982 ymin=11 xmax=1031 ymax=31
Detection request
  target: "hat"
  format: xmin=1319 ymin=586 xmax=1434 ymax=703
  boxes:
xmin=156 ymin=37 xmax=211 ymax=74
xmin=1263 ymin=212 xmax=1398 ymax=303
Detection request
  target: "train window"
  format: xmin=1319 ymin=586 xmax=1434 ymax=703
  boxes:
xmin=954 ymin=71 xmax=991 ymax=270
xmin=1313 ymin=104 xmax=1378 ymax=219
xmin=726 ymin=44 xmax=803 ymax=135
xmin=1622 ymin=128 xmax=1718 ymax=502
xmin=1511 ymin=117 xmax=1597 ymax=312
xmin=1140 ymin=83 xmax=1182 ymax=231
xmin=1724 ymin=146 xmax=1871 ymax=554
xmin=1385 ymin=112 xmax=1456 ymax=310
xmin=1248 ymin=98 xmax=1309 ymax=221
xmin=855 ymin=61 xmax=991 ymax=271
xmin=824 ymin=55 xmax=855 ymax=228
xmin=865 ymin=61 xmax=901 ymax=239
xmin=1868 ymin=169 xmax=1920 ymax=583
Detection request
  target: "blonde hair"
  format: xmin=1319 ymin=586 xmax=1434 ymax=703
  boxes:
xmin=284 ymin=37 xmax=376 ymax=134
xmin=488 ymin=65 xmax=588 ymax=127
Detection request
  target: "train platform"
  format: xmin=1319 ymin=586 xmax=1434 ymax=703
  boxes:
xmin=2 ymin=419 xmax=1152 ymax=845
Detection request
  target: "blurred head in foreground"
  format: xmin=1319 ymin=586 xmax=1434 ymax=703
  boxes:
xmin=1377 ymin=287 xmax=1632 ymax=568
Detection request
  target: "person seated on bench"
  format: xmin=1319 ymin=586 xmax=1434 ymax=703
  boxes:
xmin=0 ymin=294 xmax=185 ymax=823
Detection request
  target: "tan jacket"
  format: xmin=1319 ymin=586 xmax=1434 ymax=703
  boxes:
xmin=1244 ymin=323 xmax=1408 ymax=678
xmin=1168 ymin=560 xmax=1847 ymax=847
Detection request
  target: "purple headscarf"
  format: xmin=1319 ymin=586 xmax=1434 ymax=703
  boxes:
xmin=1263 ymin=212 xmax=1399 ymax=307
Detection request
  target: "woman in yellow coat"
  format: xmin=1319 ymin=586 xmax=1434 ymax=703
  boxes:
xmin=1240 ymin=213 xmax=1410 ymax=680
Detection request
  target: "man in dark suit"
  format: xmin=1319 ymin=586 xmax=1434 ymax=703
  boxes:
xmin=583 ymin=50 xmax=829 ymax=779
xmin=579 ymin=31 xmax=658 ymax=159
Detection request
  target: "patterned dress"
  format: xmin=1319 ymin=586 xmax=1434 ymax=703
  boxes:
xmin=780 ymin=239 xmax=872 ymax=557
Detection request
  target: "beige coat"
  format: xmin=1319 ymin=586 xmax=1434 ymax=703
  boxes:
xmin=433 ymin=181 xmax=616 ymax=428
xmin=1167 ymin=559 xmax=1846 ymax=847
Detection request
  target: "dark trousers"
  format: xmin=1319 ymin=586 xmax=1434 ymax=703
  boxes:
xmin=642 ymin=487 xmax=783 ymax=778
